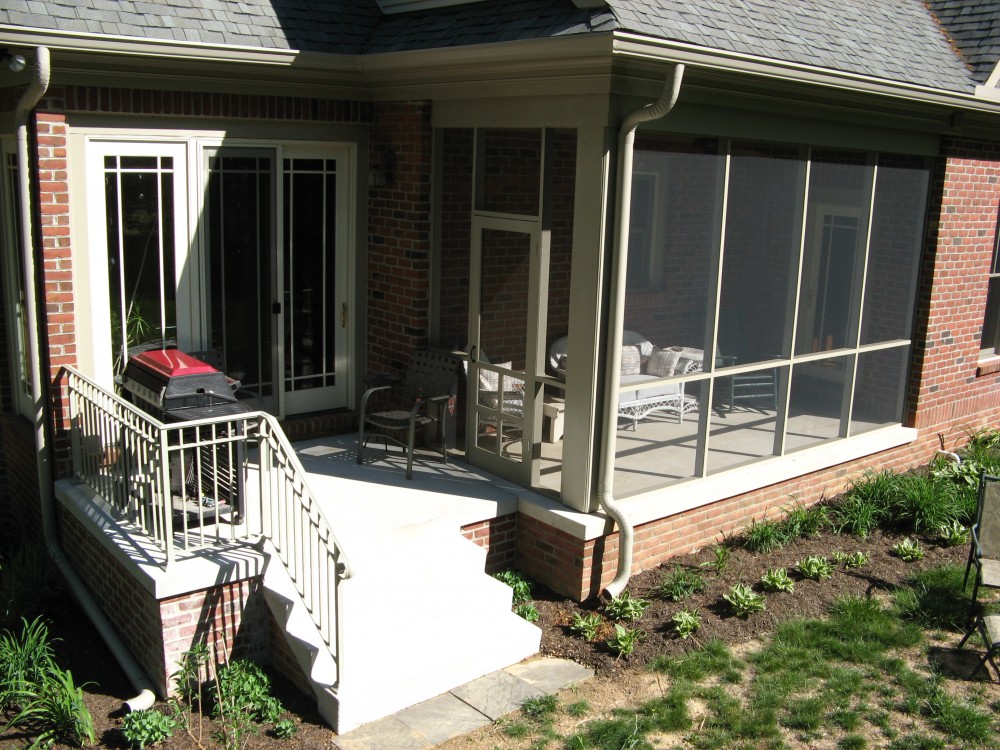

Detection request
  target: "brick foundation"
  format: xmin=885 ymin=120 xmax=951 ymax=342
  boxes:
xmin=460 ymin=513 xmax=518 ymax=573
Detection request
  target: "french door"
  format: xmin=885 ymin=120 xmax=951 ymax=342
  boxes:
xmin=203 ymin=146 xmax=351 ymax=415
xmin=88 ymin=139 xmax=353 ymax=416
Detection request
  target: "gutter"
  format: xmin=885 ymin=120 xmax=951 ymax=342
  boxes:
xmin=600 ymin=62 xmax=685 ymax=599
xmin=14 ymin=46 xmax=157 ymax=713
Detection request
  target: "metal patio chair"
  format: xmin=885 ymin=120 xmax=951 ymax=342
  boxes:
xmin=357 ymin=350 xmax=459 ymax=479
xmin=962 ymin=472 xmax=1000 ymax=631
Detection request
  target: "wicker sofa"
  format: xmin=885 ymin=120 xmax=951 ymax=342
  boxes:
xmin=548 ymin=331 xmax=702 ymax=429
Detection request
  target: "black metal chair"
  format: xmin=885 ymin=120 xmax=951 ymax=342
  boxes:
xmin=357 ymin=350 xmax=459 ymax=479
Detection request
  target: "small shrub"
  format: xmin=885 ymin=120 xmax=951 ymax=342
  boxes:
xmin=7 ymin=664 xmax=95 ymax=750
xmin=0 ymin=616 xmax=56 ymax=712
xmin=834 ymin=470 xmax=896 ymax=538
xmin=604 ymin=591 xmax=650 ymax=623
xmin=122 ymin=709 xmax=176 ymax=749
xmin=892 ymin=472 xmax=963 ymax=534
xmin=938 ymin=520 xmax=969 ymax=547
xmin=606 ymin=624 xmax=643 ymax=657
xmin=569 ymin=612 xmax=603 ymax=641
xmin=494 ymin=570 xmax=533 ymax=605
xmin=520 ymin=694 xmax=558 ymax=722
xmin=722 ymin=583 xmax=766 ymax=618
xmin=760 ymin=567 xmax=795 ymax=593
xmin=272 ymin=719 xmax=297 ymax=739
xmin=672 ymin=608 xmax=701 ymax=639
xmin=795 ymin=555 xmax=834 ymax=581
xmin=656 ymin=565 xmax=705 ymax=601
xmin=514 ymin=603 xmax=539 ymax=622
xmin=832 ymin=551 xmax=870 ymax=569
xmin=781 ymin=501 xmax=830 ymax=539
xmin=743 ymin=518 xmax=786 ymax=553
xmin=892 ymin=538 xmax=924 ymax=562
xmin=700 ymin=544 xmax=732 ymax=574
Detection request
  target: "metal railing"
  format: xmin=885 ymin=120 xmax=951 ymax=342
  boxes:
xmin=64 ymin=366 xmax=352 ymax=654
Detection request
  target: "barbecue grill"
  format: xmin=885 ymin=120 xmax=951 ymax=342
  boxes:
xmin=122 ymin=349 xmax=251 ymax=521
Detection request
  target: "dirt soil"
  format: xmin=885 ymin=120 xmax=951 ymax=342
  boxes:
xmin=0 ymin=529 xmax=974 ymax=750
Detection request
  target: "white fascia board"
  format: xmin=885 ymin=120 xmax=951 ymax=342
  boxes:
xmin=613 ymin=33 xmax=1000 ymax=115
xmin=518 ymin=425 xmax=918 ymax=541
xmin=0 ymin=24 xmax=301 ymax=66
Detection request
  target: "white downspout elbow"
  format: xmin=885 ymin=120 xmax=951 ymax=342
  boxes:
xmin=15 ymin=46 xmax=157 ymax=713
xmin=600 ymin=64 xmax=685 ymax=599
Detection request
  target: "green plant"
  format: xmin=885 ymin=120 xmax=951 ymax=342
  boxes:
xmin=121 ymin=709 xmax=176 ymax=749
xmin=795 ymin=555 xmax=834 ymax=581
xmin=938 ymin=520 xmax=969 ymax=547
xmin=604 ymin=591 xmax=650 ymax=623
xmin=831 ymin=551 xmax=870 ymax=569
xmin=892 ymin=472 xmax=963 ymax=534
xmin=760 ymin=567 xmax=795 ymax=593
xmin=272 ymin=719 xmax=297 ymax=739
xmin=656 ymin=565 xmax=706 ymax=601
xmin=0 ymin=546 xmax=61 ymax=628
xmin=515 ymin=603 xmax=540 ymax=622
xmin=520 ymin=694 xmax=558 ymax=722
xmin=893 ymin=564 xmax=970 ymax=631
xmin=672 ymin=608 xmax=701 ymax=639
xmin=494 ymin=570 xmax=533 ymax=605
xmin=6 ymin=664 xmax=95 ymax=750
xmin=743 ymin=518 xmax=786 ymax=554
xmin=833 ymin=470 xmax=896 ymax=538
xmin=605 ymin=624 xmax=643 ymax=657
xmin=701 ymin=544 xmax=732 ymax=574
xmin=722 ymin=583 xmax=766 ymax=618
xmin=892 ymin=538 xmax=924 ymax=562
xmin=0 ymin=617 xmax=56 ymax=712
xmin=781 ymin=501 xmax=831 ymax=539
xmin=566 ymin=700 xmax=590 ymax=717
xmin=570 ymin=612 xmax=603 ymax=641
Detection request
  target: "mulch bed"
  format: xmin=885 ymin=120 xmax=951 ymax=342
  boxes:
xmin=0 ymin=527 xmax=972 ymax=750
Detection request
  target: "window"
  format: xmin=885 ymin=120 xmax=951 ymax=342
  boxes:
xmin=618 ymin=137 xmax=927 ymax=496
xmin=982 ymin=223 xmax=1000 ymax=356
xmin=626 ymin=172 xmax=658 ymax=290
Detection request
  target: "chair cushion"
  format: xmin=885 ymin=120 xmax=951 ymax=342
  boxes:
xmin=981 ymin=557 xmax=1000 ymax=588
xmin=646 ymin=347 xmax=682 ymax=377
xmin=620 ymin=345 xmax=642 ymax=375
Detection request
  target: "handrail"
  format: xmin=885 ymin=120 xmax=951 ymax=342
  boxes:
xmin=63 ymin=366 xmax=352 ymax=651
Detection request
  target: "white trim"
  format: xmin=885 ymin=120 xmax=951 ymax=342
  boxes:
xmin=518 ymin=424 xmax=918 ymax=541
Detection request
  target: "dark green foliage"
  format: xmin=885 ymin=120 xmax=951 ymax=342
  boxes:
xmin=743 ymin=518 xmax=787 ymax=554
xmin=121 ymin=709 xmax=176 ymax=748
xmin=656 ymin=565 xmax=706 ymax=601
xmin=649 ymin=638 xmax=745 ymax=683
xmin=892 ymin=564 xmax=970 ymax=631
xmin=891 ymin=472 xmax=965 ymax=533
xmin=494 ymin=569 xmax=533 ymax=605
xmin=0 ymin=545 xmax=62 ymax=628
xmin=832 ymin=470 xmax=895 ymax=538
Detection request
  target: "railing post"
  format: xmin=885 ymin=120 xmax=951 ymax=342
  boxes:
xmin=67 ymin=373 xmax=82 ymax=480
xmin=159 ymin=426 xmax=175 ymax=567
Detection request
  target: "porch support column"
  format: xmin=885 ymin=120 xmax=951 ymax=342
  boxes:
xmin=560 ymin=125 xmax=615 ymax=513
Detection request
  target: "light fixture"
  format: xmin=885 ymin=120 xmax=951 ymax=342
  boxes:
xmin=1 ymin=50 xmax=26 ymax=73
xmin=367 ymin=147 xmax=395 ymax=189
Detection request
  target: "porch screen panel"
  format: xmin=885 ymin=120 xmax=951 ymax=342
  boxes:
xmin=104 ymin=155 xmax=177 ymax=370
xmin=477 ymin=129 xmax=541 ymax=215
xmin=718 ymin=143 xmax=804 ymax=367
xmin=851 ymin=346 xmax=909 ymax=433
xmin=283 ymin=158 xmax=337 ymax=392
xmin=436 ymin=129 xmax=474 ymax=349
xmin=206 ymin=153 xmax=273 ymax=395
xmin=475 ymin=228 xmax=530 ymax=463
xmin=861 ymin=155 xmax=929 ymax=346
xmin=785 ymin=355 xmax=853 ymax=451
xmin=2 ymin=152 xmax=31 ymax=409
xmin=796 ymin=151 xmax=872 ymax=356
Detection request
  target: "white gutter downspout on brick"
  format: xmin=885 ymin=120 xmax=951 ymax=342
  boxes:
xmin=15 ymin=46 xmax=157 ymax=713
xmin=600 ymin=63 xmax=685 ymax=598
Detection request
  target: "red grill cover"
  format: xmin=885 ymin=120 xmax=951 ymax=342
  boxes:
xmin=129 ymin=348 xmax=217 ymax=379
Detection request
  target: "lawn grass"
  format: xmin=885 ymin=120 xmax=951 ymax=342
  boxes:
xmin=509 ymin=565 xmax=1000 ymax=750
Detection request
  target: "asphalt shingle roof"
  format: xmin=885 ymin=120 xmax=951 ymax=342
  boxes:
xmin=0 ymin=0 xmax=990 ymax=94
xmin=928 ymin=0 xmax=1000 ymax=83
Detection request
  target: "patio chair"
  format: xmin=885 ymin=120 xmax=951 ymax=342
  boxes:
xmin=963 ymin=614 xmax=1000 ymax=681
xmin=963 ymin=472 xmax=1000 ymax=627
xmin=357 ymin=350 xmax=459 ymax=479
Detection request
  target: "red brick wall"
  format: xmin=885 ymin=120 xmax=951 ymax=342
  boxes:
xmin=461 ymin=513 xmax=517 ymax=573
xmin=365 ymin=101 xmax=433 ymax=375
xmin=58 ymin=505 xmax=269 ymax=696
xmin=0 ymin=415 xmax=41 ymax=548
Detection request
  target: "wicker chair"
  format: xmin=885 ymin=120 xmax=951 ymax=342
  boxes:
xmin=357 ymin=350 xmax=459 ymax=479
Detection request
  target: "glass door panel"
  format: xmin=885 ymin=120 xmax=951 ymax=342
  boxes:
xmin=205 ymin=150 xmax=275 ymax=407
xmin=281 ymin=152 xmax=349 ymax=414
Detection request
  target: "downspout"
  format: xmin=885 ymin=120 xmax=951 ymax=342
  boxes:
xmin=600 ymin=63 xmax=685 ymax=598
xmin=15 ymin=46 xmax=157 ymax=713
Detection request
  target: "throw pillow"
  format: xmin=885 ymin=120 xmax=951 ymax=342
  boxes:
xmin=620 ymin=345 xmax=641 ymax=376
xmin=646 ymin=347 xmax=682 ymax=377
